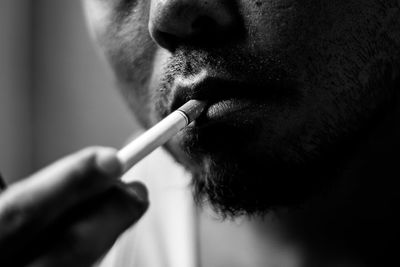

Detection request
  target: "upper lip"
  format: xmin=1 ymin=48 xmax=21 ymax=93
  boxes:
xmin=171 ymin=77 xmax=240 ymax=111
xmin=170 ymin=75 xmax=272 ymax=113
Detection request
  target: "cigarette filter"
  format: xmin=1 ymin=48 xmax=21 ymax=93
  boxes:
xmin=117 ymin=100 xmax=207 ymax=173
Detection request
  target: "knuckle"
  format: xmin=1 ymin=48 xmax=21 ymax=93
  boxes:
xmin=56 ymin=146 xmax=119 ymax=182
xmin=0 ymin=198 xmax=31 ymax=233
xmin=80 ymin=146 xmax=113 ymax=158
xmin=118 ymin=189 xmax=149 ymax=222
xmin=0 ymin=183 xmax=38 ymax=233
xmin=62 ymin=149 xmax=100 ymax=183
xmin=70 ymin=146 xmax=117 ymax=177
xmin=102 ymin=187 xmax=148 ymax=228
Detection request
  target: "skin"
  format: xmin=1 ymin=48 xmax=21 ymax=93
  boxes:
xmin=83 ymin=0 xmax=400 ymax=265
xmin=83 ymin=0 xmax=400 ymax=207
xmin=0 ymin=147 xmax=149 ymax=266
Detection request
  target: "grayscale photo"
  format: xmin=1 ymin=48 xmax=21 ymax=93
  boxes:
xmin=1 ymin=1 xmax=399 ymax=266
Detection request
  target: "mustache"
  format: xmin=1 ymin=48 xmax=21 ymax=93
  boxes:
xmin=162 ymin=46 xmax=289 ymax=85
xmin=154 ymin=47 xmax=293 ymax=116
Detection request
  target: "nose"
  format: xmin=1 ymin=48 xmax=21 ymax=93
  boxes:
xmin=149 ymin=0 xmax=238 ymax=51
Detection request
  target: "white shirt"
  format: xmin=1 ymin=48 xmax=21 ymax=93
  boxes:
xmin=99 ymin=149 xmax=303 ymax=267
xmin=99 ymin=148 xmax=198 ymax=267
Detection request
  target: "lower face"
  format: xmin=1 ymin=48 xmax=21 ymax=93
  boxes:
xmin=84 ymin=0 xmax=400 ymax=216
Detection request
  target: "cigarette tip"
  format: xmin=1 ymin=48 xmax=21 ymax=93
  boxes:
xmin=178 ymin=99 xmax=207 ymax=124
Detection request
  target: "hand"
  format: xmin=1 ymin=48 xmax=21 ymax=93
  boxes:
xmin=0 ymin=147 xmax=149 ymax=267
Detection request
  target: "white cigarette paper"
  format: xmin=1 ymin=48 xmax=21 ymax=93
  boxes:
xmin=117 ymin=100 xmax=207 ymax=173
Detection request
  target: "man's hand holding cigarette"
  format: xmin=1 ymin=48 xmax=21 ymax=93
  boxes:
xmin=0 ymin=147 xmax=149 ymax=266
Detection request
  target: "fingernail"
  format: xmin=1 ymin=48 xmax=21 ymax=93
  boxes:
xmin=128 ymin=182 xmax=149 ymax=203
xmin=95 ymin=148 xmax=122 ymax=177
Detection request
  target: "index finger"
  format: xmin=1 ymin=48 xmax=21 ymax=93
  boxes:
xmin=0 ymin=147 xmax=122 ymax=249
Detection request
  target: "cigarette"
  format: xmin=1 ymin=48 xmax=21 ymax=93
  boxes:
xmin=117 ymin=100 xmax=207 ymax=173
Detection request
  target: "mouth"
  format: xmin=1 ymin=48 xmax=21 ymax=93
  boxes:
xmin=169 ymin=70 xmax=295 ymax=124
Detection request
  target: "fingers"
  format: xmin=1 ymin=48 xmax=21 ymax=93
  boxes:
xmin=0 ymin=147 xmax=122 ymax=253
xmin=28 ymin=182 xmax=149 ymax=267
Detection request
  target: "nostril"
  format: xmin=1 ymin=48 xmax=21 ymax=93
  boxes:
xmin=192 ymin=16 xmax=216 ymax=33
xmin=149 ymin=1 xmax=240 ymax=52
xmin=155 ymin=30 xmax=180 ymax=52
xmin=153 ymin=16 xmax=217 ymax=52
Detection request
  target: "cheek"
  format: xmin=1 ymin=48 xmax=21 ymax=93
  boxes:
xmin=239 ymin=0 xmax=319 ymax=52
xmin=146 ymin=49 xmax=173 ymax=124
xmin=84 ymin=0 xmax=160 ymax=127
xmin=83 ymin=0 xmax=114 ymax=40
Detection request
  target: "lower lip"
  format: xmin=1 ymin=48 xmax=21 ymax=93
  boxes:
xmin=204 ymin=98 xmax=256 ymax=120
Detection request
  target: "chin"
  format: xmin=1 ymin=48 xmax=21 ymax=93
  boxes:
xmin=168 ymin=120 xmax=332 ymax=218
xmin=188 ymin=149 xmax=326 ymax=218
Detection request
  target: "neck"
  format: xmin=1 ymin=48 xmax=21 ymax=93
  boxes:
xmin=274 ymin=91 xmax=400 ymax=266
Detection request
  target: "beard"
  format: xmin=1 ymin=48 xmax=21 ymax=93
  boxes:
xmin=152 ymin=46 xmax=332 ymax=218
xmin=153 ymin=44 xmax=399 ymax=218
xmin=187 ymin=141 xmax=331 ymax=218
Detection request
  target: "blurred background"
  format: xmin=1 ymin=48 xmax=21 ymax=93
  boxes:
xmin=0 ymin=0 xmax=139 ymax=183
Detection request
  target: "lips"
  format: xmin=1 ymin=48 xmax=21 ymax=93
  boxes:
xmin=172 ymin=75 xmax=254 ymax=111
xmin=169 ymin=71 xmax=292 ymax=121
xmin=164 ymin=70 xmax=299 ymax=156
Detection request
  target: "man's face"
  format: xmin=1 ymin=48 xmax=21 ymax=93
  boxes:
xmin=83 ymin=0 xmax=400 ymax=216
